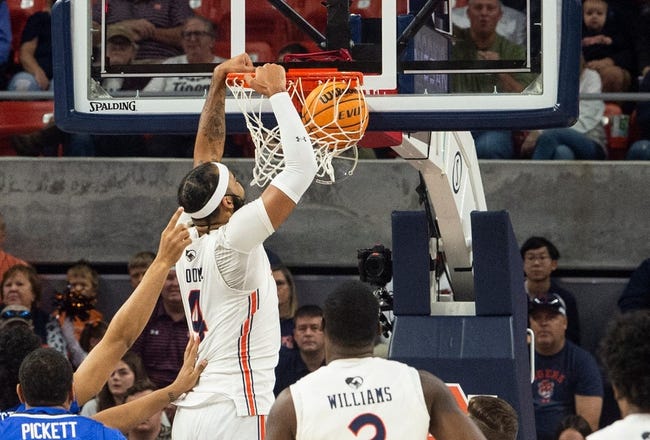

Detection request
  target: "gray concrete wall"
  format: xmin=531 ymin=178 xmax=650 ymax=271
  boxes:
xmin=1 ymin=157 xmax=648 ymax=270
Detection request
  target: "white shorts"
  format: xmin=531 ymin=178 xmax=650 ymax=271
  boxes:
xmin=172 ymin=399 xmax=267 ymax=440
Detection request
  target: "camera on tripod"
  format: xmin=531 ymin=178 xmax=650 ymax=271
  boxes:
xmin=357 ymin=244 xmax=394 ymax=337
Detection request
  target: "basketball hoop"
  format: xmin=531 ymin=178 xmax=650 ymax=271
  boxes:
xmin=226 ymin=69 xmax=367 ymax=186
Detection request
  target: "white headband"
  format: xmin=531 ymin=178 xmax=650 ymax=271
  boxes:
xmin=186 ymin=162 xmax=230 ymax=219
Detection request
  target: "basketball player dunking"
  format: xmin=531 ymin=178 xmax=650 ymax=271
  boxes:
xmin=171 ymin=54 xmax=318 ymax=439
xmin=266 ymin=281 xmax=488 ymax=440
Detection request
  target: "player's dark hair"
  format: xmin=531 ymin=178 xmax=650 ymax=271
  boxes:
xmin=599 ymin=310 xmax=650 ymax=411
xmin=468 ymin=395 xmax=519 ymax=440
xmin=177 ymin=162 xmax=222 ymax=219
xmin=520 ymin=236 xmax=560 ymax=260
xmin=18 ymin=348 xmax=73 ymax=407
xmin=0 ymin=326 xmax=42 ymax=409
xmin=323 ymin=280 xmax=379 ymax=348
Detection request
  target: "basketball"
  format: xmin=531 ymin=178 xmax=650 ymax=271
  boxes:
xmin=300 ymin=81 xmax=369 ymax=150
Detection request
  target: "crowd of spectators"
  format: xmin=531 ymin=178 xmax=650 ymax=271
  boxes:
xmin=2 ymin=196 xmax=649 ymax=437
xmin=1 ymin=0 xmax=649 ymax=159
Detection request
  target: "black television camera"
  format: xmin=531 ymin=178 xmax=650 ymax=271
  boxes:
xmin=357 ymin=244 xmax=394 ymax=337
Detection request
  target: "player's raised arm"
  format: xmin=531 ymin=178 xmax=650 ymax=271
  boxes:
xmin=73 ymin=208 xmax=191 ymax=405
xmin=421 ymin=371 xmax=487 ymax=440
xmin=245 ymin=64 xmax=318 ymax=230
xmin=92 ymin=334 xmax=207 ymax=433
xmin=193 ymin=53 xmax=254 ymax=168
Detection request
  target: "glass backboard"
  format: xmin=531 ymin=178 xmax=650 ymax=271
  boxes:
xmin=52 ymin=0 xmax=581 ymax=134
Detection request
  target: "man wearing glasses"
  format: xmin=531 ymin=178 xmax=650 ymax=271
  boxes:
xmin=143 ymin=16 xmax=225 ymax=94
xmin=143 ymin=15 xmax=226 ymax=157
xmin=529 ymin=294 xmax=603 ymax=440
xmin=521 ymin=236 xmax=581 ymax=345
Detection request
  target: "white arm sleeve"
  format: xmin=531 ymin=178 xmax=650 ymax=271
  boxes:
xmin=268 ymin=92 xmax=318 ymax=203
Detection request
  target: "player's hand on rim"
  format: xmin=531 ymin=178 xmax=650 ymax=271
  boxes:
xmin=214 ymin=53 xmax=255 ymax=80
xmin=246 ymin=64 xmax=287 ymax=98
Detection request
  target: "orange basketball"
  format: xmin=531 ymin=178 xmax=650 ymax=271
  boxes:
xmin=300 ymin=81 xmax=368 ymax=150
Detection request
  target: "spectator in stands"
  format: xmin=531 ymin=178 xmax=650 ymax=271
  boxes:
xmin=0 ymin=208 xmax=206 ymax=434
xmin=81 ymin=351 xmax=148 ymax=417
xmin=7 ymin=0 xmax=53 ymax=91
xmin=0 ymin=0 xmax=10 ymax=90
xmin=129 ymin=268 xmax=187 ymax=391
xmin=0 ymin=304 xmax=33 ymax=331
xmin=55 ymin=260 xmax=104 ymax=341
xmin=144 ymin=16 xmax=224 ymax=94
xmin=277 ymin=42 xmax=309 ymax=62
xmin=142 ymin=16 xmax=225 ymax=157
xmin=587 ymin=310 xmax=650 ymax=439
xmin=556 ymin=414 xmax=593 ymax=440
xmin=452 ymin=0 xmax=526 ymax=45
xmin=91 ymin=25 xmax=151 ymax=157
xmin=523 ymin=57 xmax=606 ymax=160
xmin=1 ymin=264 xmax=69 ymax=354
xmin=0 ymin=325 xmax=42 ymax=419
xmin=617 ymin=257 xmax=650 ymax=312
xmin=635 ymin=0 xmax=650 ymax=80
xmin=91 ymin=0 xmax=194 ymax=62
xmin=520 ymin=236 xmax=581 ymax=345
xmin=450 ymin=0 xmax=536 ymax=159
xmin=529 ymin=294 xmax=603 ymax=440
xmin=10 ymin=24 xmax=148 ymax=157
xmin=124 ymin=380 xmax=171 ymax=440
xmin=273 ymin=305 xmax=326 ymax=396
xmin=581 ymin=0 xmax=635 ymax=93
xmin=128 ymin=251 xmax=156 ymax=289
xmin=79 ymin=320 xmax=108 ymax=353
xmin=273 ymin=261 xmax=299 ymax=349
xmin=100 ymin=25 xmax=151 ymax=94
xmin=625 ymin=72 xmax=650 ymax=160
xmin=0 ymin=212 xmax=28 ymax=279
xmin=467 ymin=395 xmax=519 ymax=440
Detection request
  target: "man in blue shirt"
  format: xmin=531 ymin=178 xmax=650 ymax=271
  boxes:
xmin=273 ymin=305 xmax=326 ymax=396
xmin=0 ymin=347 xmax=126 ymax=439
xmin=529 ymin=294 xmax=603 ymax=440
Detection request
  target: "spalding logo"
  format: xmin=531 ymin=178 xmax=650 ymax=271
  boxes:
xmin=89 ymin=101 xmax=137 ymax=112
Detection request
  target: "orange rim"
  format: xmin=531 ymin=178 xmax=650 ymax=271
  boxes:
xmin=226 ymin=70 xmax=364 ymax=93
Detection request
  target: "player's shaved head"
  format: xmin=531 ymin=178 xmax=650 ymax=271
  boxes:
xmin=323 ymin=280 xmax=379 ymax=348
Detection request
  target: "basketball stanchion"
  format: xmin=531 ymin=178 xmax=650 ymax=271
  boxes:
xmin=226 ymin=69 xmax=368 ymax=186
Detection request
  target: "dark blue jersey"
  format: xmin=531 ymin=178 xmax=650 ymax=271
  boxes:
xmin=0 ymin=406 xmax=125 ymax=439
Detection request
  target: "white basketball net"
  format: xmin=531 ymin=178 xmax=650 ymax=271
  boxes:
xmin=226 ymin=74 xmax=367 ymax=186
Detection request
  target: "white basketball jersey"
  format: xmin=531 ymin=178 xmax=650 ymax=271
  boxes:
xmin=175 ymin=200 xmax=280 ymax=416
xmin=587 ymin=414 xmax=650 ymax=440
xmin=291 ymin=357 xmax=430 ymax=439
